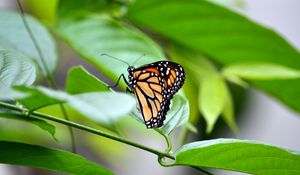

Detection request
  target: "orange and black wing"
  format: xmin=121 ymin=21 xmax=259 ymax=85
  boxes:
xmin=135 ymin=61 xmax=185 ymax=98
xmin=132 ymin=61 xmax=185 ymax=128
xmin=133 ymin=69 xmax=169 ymax=128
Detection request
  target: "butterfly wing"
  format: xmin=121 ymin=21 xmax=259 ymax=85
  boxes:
xmin=158 ymin=61 xmax=185 ymax=97
xmin=131 ymin=61 xmax=185 ymax=128
xmin=133 ymin=70 xmax=168 ymax=128
xmin=136 ymin=61 xmax=185 ymax=97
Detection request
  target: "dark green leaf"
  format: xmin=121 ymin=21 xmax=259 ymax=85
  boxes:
xmin=175 ymin=139 xmax=300 ymax=175
xmin=0 ymin=112 xmax=56 ymax=140
xmin=66 ymin=66 xmax=109 ymax=94
xmin=0 ymin=49 xmax=36 ymax=86
xmin=56 ymin=14 xmax=163 ymax=89
xmin=57 ymin=0 xmax=108 ymax=19
xmin=0 ymin=141 xmax=114 ymax=175
xmin=126 ymin=0 xmax=300 ymax=113
xmin=0 ymin=9 xmax=57 ymax=76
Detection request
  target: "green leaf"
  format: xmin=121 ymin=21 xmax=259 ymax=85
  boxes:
xmin=160 ymin=95 xmax=189 ymax=134
xmin=26 ymin=0 xmax=58 ymax=26
xmin=56 ymin=14 xmax=164 ymax=89
xmin=72 ymin=92 xmax=135 ymax=124
xmin=175 ymin=139 xmax=300 ymax=175
xmin=15 ymin=86 xmax=62 ymax=111
xmin=199 ymin=75 xmax=227 ymax=133
xmin=127 ymin=0 xmax=300 ymax=68
xmin=170 ymin=47 xmax=229 ymax=133
xmin=57 ymin=0 xmax=108 ymax=18
xmin=126 ymin=0 xmax=300 ymax=113
xmin=0 ymin=141 xmax=114 ymax=175
xmin=182 ymin=79 xmax=199 ymax=125
xmin=0 ymin=49 xmax=36 ymax=87
xmin=222 ymin=86 xmax=239 ymax=135
xmin=223 ymin=62 xmax=300 ymax=80
xmin=0 ymin=86 xmax=28 ymax=100
xmin=16 ymin=86 xmax=136 ymax=125
xmin=170 ymin=49 xmax=200 ymax=125
xmin=183 ymin=122 xmax=198 ymax=134
xmin=66 ymin=66 xmax=109 ymax=94
xmin=224 ymin=74 xmax=249 ymax=88
xmin=0 ymin=9 xmax=57 ymax=76
xmin=0 ymin=112 xmax=56 ymax=140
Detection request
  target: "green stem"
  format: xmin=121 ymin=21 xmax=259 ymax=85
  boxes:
xmin=0 ymin=101 xmax=213 ymax=175
xmin=58 ymin=104 xmax=77 ymax=153
xmin=0 ymin=101 xmax=173 ymax=159
xmin=155 ymin=129 xmax=172 ymax=154
xmin=16 ymin=0 xmax=76 ymax=153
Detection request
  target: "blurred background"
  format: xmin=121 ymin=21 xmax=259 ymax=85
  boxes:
xmin=0 ymin=0 xmax=300 ymax=174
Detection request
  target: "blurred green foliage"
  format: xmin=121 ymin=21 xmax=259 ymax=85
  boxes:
xmin=0 ymin=0 xmax=300 ymax=174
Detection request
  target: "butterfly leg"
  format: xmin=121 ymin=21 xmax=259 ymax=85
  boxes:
xmin=126 ymin=87 xmax=133 ymax=93
xmin=108 ymin=74 xmax=130 ymax=89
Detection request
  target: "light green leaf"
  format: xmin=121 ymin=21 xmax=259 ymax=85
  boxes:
xmin=175 ymin=139 xmax=300 ymax=175
xmin=222 ymin=86 xmax=239 ymax=135
xmin=72 ymin=92 xmax=135 ymax=124
xmin=170 ymin=49 xmax=200 ymax=125
xmin=0 ymin=9 xmax=57 ymax=76
xmin=0 ymin=50 xmax=36 ymax=87
xmin=66 ymin=66 xmax=109 ymax=94
xmin=223 ymin=62 xmax=300 ymax=80
xmin=126 ymin=0 xmax=300 ymax=113
xmin=15 ymin=86 xmax=136 ymax=125
xmin=0 ymin=141 xmax=114 ymax=175
xmin=56 ymin=14 xmax=164 ymax=89
xmin=0 ymin=86 xmax=28 ymax=101
xmin=160 ymin=95 xmax=189 ymax=134
xmin=224 ymin=74 xmax=249 ymax=88
xmin=199 ymin=75 xmax=227 ymax=133
xmin=0 ymin=112 xmax=56 ymax=140
xmin=183 ymin=122 xmax=198 ymax=134
xmin=15 ymin=86 xmax=62 ymax=111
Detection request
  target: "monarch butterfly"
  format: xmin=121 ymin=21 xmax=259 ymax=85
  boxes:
xmin=103 ymin=54 xmax=185 ymax=128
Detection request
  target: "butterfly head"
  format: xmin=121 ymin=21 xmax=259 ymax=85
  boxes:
xmin=127 ymin=66 xmax=135 ymax=74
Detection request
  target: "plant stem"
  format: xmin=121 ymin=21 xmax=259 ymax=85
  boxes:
xmin=16 ymin=0 xmax=76 ymax=153
xmin=0 ymin=101 xmax=173 ymax=159
xmin=58 ymin=104 xmax=77 ymax=152
xmin=155 ymin=129 xmax=172 ymax=153
xmin=0 ymin=101 xmax=213 ymax=175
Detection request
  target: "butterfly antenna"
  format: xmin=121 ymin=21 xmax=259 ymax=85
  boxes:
xmin=101 ymin=53 xmax=130 ymax=66
xmin=132 ymin=53 xmax=146 ymax=66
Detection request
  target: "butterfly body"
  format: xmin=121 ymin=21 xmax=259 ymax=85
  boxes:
xmin=126 ymin=61 xmax=185 ymax=128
